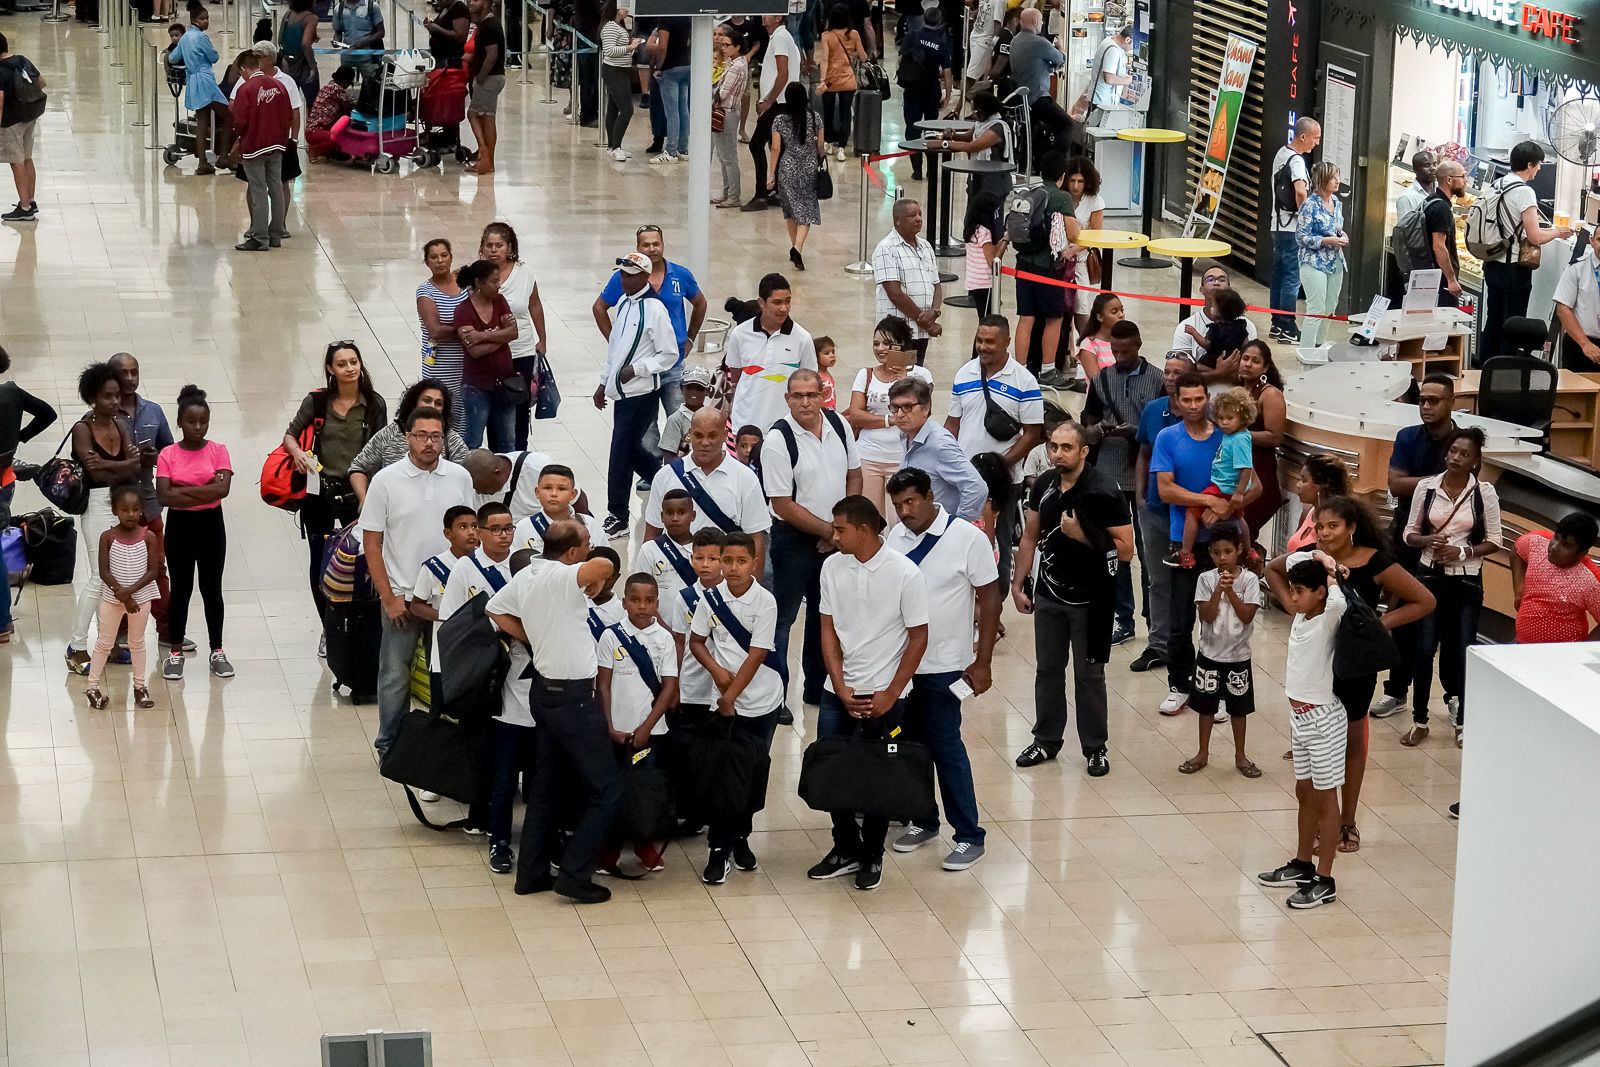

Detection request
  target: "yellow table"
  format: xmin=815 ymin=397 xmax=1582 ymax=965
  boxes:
xmin=1115 ymin=128 xmax=1188 ymax=271
xmin=1147 ymin=237 xmax=1232 ymax=321
xmin=1074 ymin=229 xmax=1149 ymax=292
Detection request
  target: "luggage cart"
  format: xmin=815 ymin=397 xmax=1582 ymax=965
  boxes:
xmin=330 ymin=50 xmax=438 ymax=172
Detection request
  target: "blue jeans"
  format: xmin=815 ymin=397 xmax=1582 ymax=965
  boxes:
xmin=607 ymin=390 xmax=663 ymax=520
xmin=818 ymin=691 xmax=906 ymax=860
xmin=649 ymin=73 xmax=667 ymax=143
xmin=660 ymin=65 xmax=691 ymax=156
xmin=375 ymin=611 xmax=421 ymax=755
xmin=463 ymin=383 xmax=517 ymax=453
xmin=906 ymin=672 xmax=984 ymax=845
xmin=1270 ymin=231 xmax=1300 ymax=333
xmin=771 ymin=521 xmax=829 ymax=702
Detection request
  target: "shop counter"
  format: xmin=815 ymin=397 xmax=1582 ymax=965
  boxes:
xmin=1349 ymin=307 xmax=1471 ymax=380
xmin=1455 ymin=368 xmax=1600 ymax=470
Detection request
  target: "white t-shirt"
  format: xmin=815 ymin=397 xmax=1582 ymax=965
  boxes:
xmin=500 ymin=260 xmax=540 ymax=361
xmin=486 ymin=559 xmax=597 ymax=681
xmin=472 ymin=450 xmax=562 ymax=522
xmin=1284 ymin=581 xmax=1347 ymax=706
xmin=1072 ymin=192 xmax=1106 ymax=274
xmin=759 ymin=25 xmax=802 ymax=100
xmin=1272 ymin=146 xmax=1310 ymax=232
xmin=631 ymin=534 xmax=696 ymax=610
xmin=1194 ymin=567 xmax=1262 ymax=664
xmin=723 ymin=317 xmax=818 ymax=433
xmin=588 ymin=596 xmax=626 ymax=643
xmin=851 ymin=366 xmax=935 ymax=465
xmin=1552 ymin=247 xmax=1600 ymax=338
xmin=513 ymin=509 xmax=607 ymax=555
xmin=948 ymin=358 xmax=1045 ymax=483
xmin=597 ymin=619 xmax=678 ymax=735
xmin=1090 ymin=38 xmax=1128 ymax=109
xmin=883 ymin=509 xmax=998 ymax=674
xmin=689 ymin=580 xmax=784 ymax=717
xmin=1493 ymin=177 xmax=1540 ymax=259
xmin=433 ymin=548 xmax=513 ymax=670
xmin=667 ymin=582 xmax=717 ymax=706
xmin=229 ymin=69 xmax=306 ymax=116
xmin=762 ymin=414 xmax=862 ymax=524
xmin=644 ymin=453 xmax=771 ymax=534
xmin=819 ymin=545 xmax=929 ymax=693
xmin=360 ymin=457 xmax=475 ymax=597
xmin=1170 ymin=306 xmax=1259 ymax=357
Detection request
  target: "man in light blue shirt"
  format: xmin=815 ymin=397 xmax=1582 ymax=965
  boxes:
xmin=332 ymin=0 xmax=385 ymax=76
xmin=890 ymin=376 xmax=984 ymax=522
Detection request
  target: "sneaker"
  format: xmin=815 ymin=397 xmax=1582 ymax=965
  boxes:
xmin=1109 ymin=623 xmax=1135 ymax=646
xmin=1447 ymin=695 xmax=1461 ymax=728
xmin=1163 ymin=548 xmax=1182 ymax=568
xmin=731 ymin=839 xmax=758 ymax=871
xmin=854 ymin=858 xmax=883 ymax=891
xmin=1014 ymin=742 xmax=1058 ymax=768
xmin=318 ymin=633 xmax=327 ymax=658
xmin=1447 ymin=802 xmax=1460 ymax=819
xmin=602 ymin=514 xmax=629 ymax=539
xmin=635 ymin=478 xmax=650 ymax=491
xmin=807 ymin=849 xmax=859 ymax=880
xmin=1213 ymin=708 xmax=1230 ymax=724
xmin=942 ymin=841 xmax=984 ymax=870
xmin=234 ymin=240 xmax=269 ymax=252
xmin=893 ymin=826 xmax=939 ymax=852
xmin=1086 ymin=747 xmax=1110 ymax=777
xmin=65 ymin=647 xmax=91 ymax=676
xmin=162 ymin=652 xmax=184 ymax=681
xmin=835 ymin=145 xmax=846 ymax=162
xmin=1158 ymin=687 xmax=1189 ymax=716
xmin=609 ymin=147 xmax=628 ymax=162
xmin=1369 ymin=694 xmax=1407 ymax=719
xmin=419 ymin=791 xmax=441 ymax=803
xmin=1257 ymin=858 xmax=1314 ymax=887
xmin=776 ymin=705 xmax=795 ymax=726
xmin=461 ymin=821 xmax=487 ymax=836
xmin=1035 ymin=366 xmax=1069 ymax=387
xmin=209 ymin=650 xmax=235 ymax=678
xmin=644 ymin=138 xmax=662 ymax=153
xmin=489 ymin=842 xmax=513 ymax=873
xmin=1 ymin=202 xmax=38 ymax=222
xmin=702 ymin=848 xmax=731 ymax=885
xmin=1287 ymin=874 xmax=1337 ymax=909
xmin=554 ymin=875 xmax=612 ymax=904
xmin=740 ymin=196 xmax=770 ymax=212
xmin=1128 ymin=647 xmax=1166 ymax=673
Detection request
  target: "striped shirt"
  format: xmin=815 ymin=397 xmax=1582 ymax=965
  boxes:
xmin=948 ymin=357 xmax=1045 ymax=482
xmin=872 ymin=231 xmax=941 ymax=339
xmin=416 ymin=282 xmax=469 ymax=429
xmin=104 ymin=533 xmax=159 ymax=604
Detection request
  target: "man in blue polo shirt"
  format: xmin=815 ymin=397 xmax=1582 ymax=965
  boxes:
xmin=1149 ymin=371 xmax=1224 ymax=718
xmin=1129 ymin=352 xmax=1191 ymax=675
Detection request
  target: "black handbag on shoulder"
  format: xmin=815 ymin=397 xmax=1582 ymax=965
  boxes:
xmin=980 ymin=375 xmax=1024 ymax=442
xmin=799 ymin=724 xmax=936 ymax=822
xmin=1332 ymin=578 xmax=1399 ymax=680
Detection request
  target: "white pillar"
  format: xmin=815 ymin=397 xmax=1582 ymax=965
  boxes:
xmin=687 ymin=16 xmax=713 ymax=286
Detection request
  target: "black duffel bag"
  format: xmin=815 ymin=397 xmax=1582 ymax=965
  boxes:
xmin=615 ymin=748 xmax=676 ymax=843
xmin=686 ymin=716 xmax=771 ymax=823
xmin=1332 ymin=578 xmax=1399 ymax=679
xmin=379 ymin=706 xmax=489 ymax=829
xmin=12 ymin=508 xmax=76 ymax=585
xmin=799 ymin=727 xmax=937 ymax=822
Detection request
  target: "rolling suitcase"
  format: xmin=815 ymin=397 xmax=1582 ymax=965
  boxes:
xmin=853 ymin=88 xmax=883 ymax=157
xmin=324 ymin=600 xmax=382 ymax=704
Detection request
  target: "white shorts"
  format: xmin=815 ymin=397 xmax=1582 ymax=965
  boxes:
xmin=965 ymin=34 xmax=997 ymax=81
xmin=1289 ymin=700 xmax=1347 ymax=790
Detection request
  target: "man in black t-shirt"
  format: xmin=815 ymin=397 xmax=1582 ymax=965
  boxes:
xmin=1011 ymin=421 xmax=1133 ymax=777
xmin=1424 ymin=160 xmax=1467 ymax=308
xmin=0 ymin=34 xmax=47 ymax=222
xmin=466 ymin=0 xmax=506 ymax=175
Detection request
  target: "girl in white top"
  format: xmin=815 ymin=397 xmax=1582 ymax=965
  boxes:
xmin=843 ymin=317 xmax=934 ymax=517
xmin=86 ymin=485 xmax=161 ymax=710
xmin=479 ymin=222 xmax=547 ymax=447
xmin=1065 ymin=158 xmax=1106 ymax=326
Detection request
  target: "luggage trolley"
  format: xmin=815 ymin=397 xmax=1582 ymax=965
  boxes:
xmin=161 ymin=53 xmax=199 ymax=167
xmin=330 ymin=49 xmax=439 ymax=173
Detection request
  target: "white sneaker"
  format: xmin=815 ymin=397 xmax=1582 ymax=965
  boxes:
xmin=1213 ymin=708 xmax=1229 ymax=724
xmin=1158 ymin=687 xmax=1189 ymax=716
xmin=835 ymin=145 xmax=846 ymax=162
xmin=650 ymin=153 xmax=675 ymax=165
xmin=609 ymin=148 xmax=628 ymax=162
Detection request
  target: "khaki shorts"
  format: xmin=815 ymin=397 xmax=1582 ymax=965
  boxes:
xmin=469 ymin=74 xmax=505 ymax=117
xmin=0 ymin=120 xmax=37 ymax=164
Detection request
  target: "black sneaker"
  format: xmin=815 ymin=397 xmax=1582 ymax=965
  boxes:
xmin=740 ymin=196 xmax=769 ymax=212
xmin=776 ymin=705 xmax=795 ymax=726
xmin=513 ymin=872 xmax=555 ymax=895
xmin=554 ymin=874 xmax=612 ymax=904
xmin=461 ymin=821 xmax=487 ymax=837
xmin=1447 ymin=802 xmax=1460 ymax=819
xmin=732 ymin=839 xmax=759 ymax=871
xmin=854 ymin=858 xmax=883 ymax=891
xmin=1086 ymin=747 xmax=1110 ymax=778
xmin=1015 ymin=742 xmax=1058 ymax=768
xmin=1257 ymin=858 xmax=1315 ymax=887
xmin=1128 ymin=647 xmax=1166 ymax=673
xmin=602 ymin=514 xmax=629 ymax=539
xmin=1108 ymin=624 xmax=1134 ymax=646
xmin=645 ymin=139 xmax=662 ymax=153
xmin=702 ymin=849 xmax=732 ymax=885
xmin=1 ymin=202 xmax=38 ymax=222
xmin=1287 ymin=874 xmax=1337 ymax=909
xmin=489 ymin=842 xmax=513 ymax=874
xmin=807 ymin=849 xmax=859 ymax=880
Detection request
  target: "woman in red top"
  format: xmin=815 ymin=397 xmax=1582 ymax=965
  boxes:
xmin=455 ymin=259 xmax=520 ymax=452
xmin=1513 ymin=513 xmax=1600 ymax=643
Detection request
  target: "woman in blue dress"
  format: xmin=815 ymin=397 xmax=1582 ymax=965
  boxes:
xmin=173 ymin=2 xmax=232 ymax=175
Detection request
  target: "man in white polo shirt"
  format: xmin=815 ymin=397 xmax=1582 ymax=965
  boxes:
xmin=360 ymin=409 xmax=475 ymax=756
xmin=1554 ymin=225 xmax=1600 ymax=372
xmin=643 ymin=407 xmax=770 ymax=570
xmin=762 ymin=369 xmax=861 ymax=718
xmin=884 ymin=467 xmax=1000 ymax=871
xmin=721 ymin=272 xmax=817 ymax=434
xmin=809 ymin=495 xmax=929 ymax=892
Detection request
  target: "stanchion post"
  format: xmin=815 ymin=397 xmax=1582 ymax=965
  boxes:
xmin=566 ymin=32 xmax=577 ymax=123
xmin=844 ymin=157 xmax=875 ymax=275
xmin=542 ymin=24 xmax=555 ymax=103
xmin=593 ymin=52 xmax=607 ymax=147
xmin=521 ymin=0 xmax=532 ymax=84
xmin=133 ymin=25 xmax=150 ymax=126
xmin=119 ymin=13 xmax=134 ymax=83
xmin=43 ymin=0 xmax=69 ymax=24
xmin=148 ymin=35 xmax=163 ymax=146
xmin=107 ymin=0 xmax=122 ymax=55
xmin=958 ymin=4 xmax=969 ymax=115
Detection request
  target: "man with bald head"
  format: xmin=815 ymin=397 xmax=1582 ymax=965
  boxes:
xmin=1423 ymin=159 xmax=1468 ymax=308
xmin=872 ymin=199 xmax=943 ymax=365
xmin=643 ymin=405 xmax=770 ymax=569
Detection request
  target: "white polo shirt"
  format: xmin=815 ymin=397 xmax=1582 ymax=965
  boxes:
xmin=632 ymin=534 xmax=696 ymax=609
xmin=645 ymin=453 xmax=771 ymax=534
xmin=431 ymin=548 xmax=513 ymax=670
xmin=1169 ymin=307 xmax=1259 ymax=357
xmin=499 ymin=642 xmax=535 ymax=728
xmin=884 ymin=509 xmax=998 ymax=675
xmin=473 ymin=449 xmax=561 ymax=521
xmin=1553 ymin=247 xmax=1600 ymax=338
xmin=723 ymin=317 xmax=818 ymax=432
xmin=948 ymin=358 xmax=1046 ymax=482
xmin=361 ymin=457 xmax=475 ymax=597
xmin=597 ymin=619 xmax=679 ymax=735
xmin=762 ymin=413 xmax=861 ymax=525
xmin=689 ymin=579 xmax=784 ymax=717
xmin=486 ymin=558 xmax=597 ymax=681
xmin=818 ymin=544 xmax=929 ymax=694
xmin=513 ymin=509 xmax=607 ymax=555
xmin=668 ymin=582 xmax=717 ymax=706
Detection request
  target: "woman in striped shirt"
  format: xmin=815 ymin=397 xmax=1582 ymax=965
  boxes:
xmin=417 ymin=238 xmax=469 ymax=429
xmin=86 ymin=485 xmax=161 ymax=711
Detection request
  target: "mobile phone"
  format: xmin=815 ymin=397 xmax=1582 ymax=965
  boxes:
xmin=884 ymin=347 xmax=913 ymax=374
xmin=948 ymin=678 xmax=975 ymax=700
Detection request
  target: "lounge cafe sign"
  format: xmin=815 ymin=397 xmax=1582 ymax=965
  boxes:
xmin=1428 ymin=0 xmax=1583 ymax=44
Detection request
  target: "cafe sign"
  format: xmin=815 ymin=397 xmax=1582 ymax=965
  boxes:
xmin=1428 ymin=0 xmax=1582 ymax=43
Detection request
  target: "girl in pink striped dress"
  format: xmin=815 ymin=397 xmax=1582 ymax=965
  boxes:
xmin=86 ymin=485 xmax=160 ymax=710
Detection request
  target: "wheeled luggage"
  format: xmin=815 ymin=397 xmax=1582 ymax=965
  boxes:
xmin=324 ymin=600 xmax=381 ymax=703
xmin=852 ymin=88 xmax=883 ymax=157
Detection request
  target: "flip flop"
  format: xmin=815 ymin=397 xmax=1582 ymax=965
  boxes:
xmin=1178 ymin=758 xmax=1207 ymax=774
xmin=1337 ymin=824 xmax=1361 ymax=853
xmin=1236 ymin=760 xmax=1262 ymax=779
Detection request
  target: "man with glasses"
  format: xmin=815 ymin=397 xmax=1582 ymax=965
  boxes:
xmin=890 ymin=376 xmax=984 ymax=522
xmin=1169 ymin=266 xmax=1257 ymax=360
xmin=360 ymin=409 xmax=475 ymax=756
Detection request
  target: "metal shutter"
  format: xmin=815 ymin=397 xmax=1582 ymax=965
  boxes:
xmin=1183 ymin=0 xmax=1268 ymax=268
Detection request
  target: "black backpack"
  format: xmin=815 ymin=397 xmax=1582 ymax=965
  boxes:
xmin=2 ymin=58 xmax=47 ymax=125
xmin=1272 ymin=151 xmax=1303 ymax=223
xmin=1005 ymin=181 xmax=1052 ymax=249
xmin=896 ymin=37 xmax=936 ymax=92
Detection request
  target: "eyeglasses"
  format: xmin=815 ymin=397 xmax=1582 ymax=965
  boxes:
xmin=1417 ymin=395 xmax=1450 ymax=406
xmin=788 ymin=391 xmax=821 ymax=401
xmin=482 ymin=524 xmax=514 ymax=534
xmin=888 ymin=401 xmax=923 ymax=413
xmin=407 ymin=431 xmax=444 ymax=443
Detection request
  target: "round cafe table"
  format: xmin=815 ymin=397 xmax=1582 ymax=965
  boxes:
xmin=1074 ymin=229 xmax=1148 ymax=295
xmin=1115 ymin=127 xmax=1187 ymax=269
xmin=1145 ymin=237 xmax=1233 ymax=322
xmin=899 ymin=138 xmax=956 ymax=258
xmin=915 ymin=118 xmax=976 ymax=134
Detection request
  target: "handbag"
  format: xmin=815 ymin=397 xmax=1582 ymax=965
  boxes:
xmin=1332 ymin=578 xmax=1399 ymax=680
xmin=711 ymin=103 xmax=725 ymax=134
xmin=494 ymin=372 xmax=531 ymax=407
xmin=614 ymin=748 xmax=676 ymax=842
xmin=685 ymin=717 xmax=771 ymax=821
xmin=859 ymin=57 xmax=890 ymax=99
xmin=979 ymin=374 xmax=1024 ymax=442
xmin=815 ymin=157 xmax=834 ymax=201
xmin=12 ymin=508 xmax=76 ymax=585
xmin=533 ymin=351 xmax=561 ymax=420
xmin=261 ymin=390 xmax=327 ymax=512
xmin=34 ymin=428 xmax=88 ymax=516
xmin=798 ymin=724 xmax=936 ymax=822
xmin=379 ymin=706 xmax=489 ymax=827
xmin=1518 ymin=237 xmax=1542 ymax=269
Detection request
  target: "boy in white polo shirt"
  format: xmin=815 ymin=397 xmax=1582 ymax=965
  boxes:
xmin=513 ymin=464 xmax=607 ymax=554
xmin=631 ymin=488 xmax=697 ymax=620
xmin=484 ymin=548 xmax=538 ymax=875
xmin=585 ymin=546 xmax=626 ymax=641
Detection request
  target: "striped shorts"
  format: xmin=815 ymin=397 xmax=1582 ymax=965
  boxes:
xmin=1289 ymin=699 xmax=1348 ymax=790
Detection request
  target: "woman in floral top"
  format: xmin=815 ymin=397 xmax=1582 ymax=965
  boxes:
xmin=711 ymin=25 xmax=749 ymax=207
xmin=1296 ymin=161 xmax=1349 ymax=350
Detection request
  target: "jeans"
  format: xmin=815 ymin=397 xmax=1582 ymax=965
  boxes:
xmin=1270 ymin=230 xmax=1300 ymax=333
xmin=70 ymin=488 xmax=116 ymax=649
xmin=517 ymin=678 xmax=623 ymax=887
xmin=606 ymin=391 xmax=663 ymax=520
xmin=649 ymin=73 xmax=667 ymax=143
xmin=241 ymin=150 xmax=286 ymax=245
xmin=1299 ymin=263 xmax=1345 ymax=348
xmin=1112 ymin=491 xmax=1143 ymax=633
xmin=713 ymin=122 xmax=742 ymax=201
xmin=1480 ymin=261 xmax=1534 ymax=366
xmin=0 ymin=483 xmax=12 ymax=633
xmin=1030 ymin=594 xmax=1109 ymax=754
xmin=1412 ymin=569 xmax=1481 ymax=726
xmin=462 ymin=383 xmax=517 ymax=453
xmin=1383 ymin=548 xmax=1422 ymax=703
xmin=488 ymin=719 xmax=536 ymax=845
xmin=164 ymin=506 xmax=227 ymax=652
xmin=707 ymin=709 xmax=780 ymax=850
xmin=906 ymin=672 xmax=984 ymax=845
xmin=642 ymin=371 xmax=684 ymax=459
xmin=375 ymin=610 xmax=421 ymax=754
xmin=603 ymin=64 xmax=635 ymax=149
xmin=771 ymin=520 xmax=830 ymax=701
xmin=1165 ymin=558 xmax=1206 ymax=694
xmin=660 ymin=65 xmax=691 ymax=156
xmin=1136 ymin=504 xmax=1170 ymax=655
xmin=749 ymin=104 xmax=778 ymax=197
xmin=818 ymin=691 xmax=906 ymax=860
xmin=820 ymin=89 xmax=855 ymax=145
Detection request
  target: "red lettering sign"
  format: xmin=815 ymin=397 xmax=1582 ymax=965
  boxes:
xmin=1520 ymin=2 xmax=1582 ymax=43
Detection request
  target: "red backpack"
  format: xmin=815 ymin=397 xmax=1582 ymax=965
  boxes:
xmin=260 ymin=391 xmax=327 ymax=511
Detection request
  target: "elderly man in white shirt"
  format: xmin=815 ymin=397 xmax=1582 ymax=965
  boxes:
xmin=872 ymin=199 xmax=943 ymax=365
xmin=1554 ymin=226 xmax=1600 ymax=372
xmin=643 ymin=407 xmax=770 ymax=569
xmin=593 ymin=252 xmax=680 ymax=539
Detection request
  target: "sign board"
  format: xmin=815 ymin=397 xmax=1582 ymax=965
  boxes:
xmin=1181 ymin=33 xmax=1259 ymax=239
xmin=1322 ymin=64 xmax=1357 ymax=185
xmin=632 ymin=0 xmax=785 ymax=14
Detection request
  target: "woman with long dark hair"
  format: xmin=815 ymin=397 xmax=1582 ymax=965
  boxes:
xmin=416 ymin=238 xmax=468 ymax=430
xmin=454 ymin=259 xmax=520 ymax=452
xmin=769 ymin=82 xmax=825 ymax=270
xmin=346 ymin=380 xmax=471 ymax=498
xmin=479 ymin=221 xmax=546 ymax=449
xmin=1064 ymin=156 xmax=1105 ymax=340
xmin=1236 ymin=339 xmax=1286 ymax=542
xmin=961 ymin=189 xmax=1005 ymax=319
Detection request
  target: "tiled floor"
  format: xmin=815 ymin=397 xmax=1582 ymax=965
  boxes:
xmin=0 ymin=14 xmax=1461 ymax=1066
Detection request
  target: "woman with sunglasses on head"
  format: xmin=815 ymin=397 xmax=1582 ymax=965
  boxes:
xmin=282 ymin=342 xmax=386 ymax=652
xmin=417 ymin=238 xmax=468 ymax=431
xmin=347 ymin=380 xmax=471 ymax=502
xmin=479 ymin=221 xmax=547 ymax=449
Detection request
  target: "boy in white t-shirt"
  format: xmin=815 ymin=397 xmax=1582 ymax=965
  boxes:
xmin=631 ymin=489 xmax=697 ymax=622
xmin=596 ymin=573 xmax=680 ymax=875
xmin=1182 ymin=527 xmax=1261 ymax=775
xmin=485 ymin=548 xmax=538 ymax=875
xmin=407 ymin=505 xmax=480 ymax=720
xmin=513 ymin=463 xmax=606 ymax=554
xmin=585 ymin=546 xmax=627 ymax=641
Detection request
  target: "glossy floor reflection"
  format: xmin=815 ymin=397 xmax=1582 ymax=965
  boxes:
xmin=0 ymin=13 xmax=1461 ymax=1066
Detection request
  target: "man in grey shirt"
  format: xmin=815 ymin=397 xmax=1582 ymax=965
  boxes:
xmin=889 ymin=376 xmax=985 ymax=522
xmin=1007 ymin=9 xmax=1072 ymax=142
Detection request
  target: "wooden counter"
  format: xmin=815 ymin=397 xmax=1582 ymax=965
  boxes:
xmin=1454 ymin=369 xmax=1600 ymax=471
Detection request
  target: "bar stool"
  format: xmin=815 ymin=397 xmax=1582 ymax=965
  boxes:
xmin=1145 ymin=237 xmax=1233 ymax=322
xmin=1114 ymin=127 xmax=1187 ymax=269
xmin=1074 ymin=229 xmax=1149 ymax=294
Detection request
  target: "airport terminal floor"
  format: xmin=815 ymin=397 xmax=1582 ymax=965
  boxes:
xmin=0 ymin=14 xmax=1462 ymax=1067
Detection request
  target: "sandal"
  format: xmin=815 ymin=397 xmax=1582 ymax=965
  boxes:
xmin=1400 ymin=725 xmax=1429 ymax=747
xmin=1178 ymin=758 xmax=1207 ymax=774
xmin=85 ymin=688 xmax=109 ymax=711
xmin=133 ymin=685 xmax=154 ymax=709
xmin=1281 ymin=748 xmax=1293 ymax=761
xmin=1236 ymin=760 xmax=1262 ymax=779
xmin=1337 ymin=824 xmax=1361 ymax=853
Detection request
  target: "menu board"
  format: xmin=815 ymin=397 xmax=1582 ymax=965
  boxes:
xmin=1323 ymin=64 xmax=1357 ymax=186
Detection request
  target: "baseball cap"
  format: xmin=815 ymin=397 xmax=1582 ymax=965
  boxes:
xmin=617 ymin=252 xmax=651 ymax=274
xmin=682 ymin=365 xmax=714 ymax=388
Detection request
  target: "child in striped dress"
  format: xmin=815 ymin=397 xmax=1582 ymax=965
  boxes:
xmin=86 ymin=485 xmax=161 ymax=710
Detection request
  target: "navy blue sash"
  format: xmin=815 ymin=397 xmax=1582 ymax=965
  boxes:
xmin=609 ymin=623 xmax=663 ymax=695
xmin=530 ymin=511 xmax=551 ymax=538
xmin=656 ymin=534 xmax=697 ymax=588
xmin=704 ymin=587 xmax=784 ymax=674
xmin=671 ymin=458 xmax=738 ymax=532
xmin=587 ymin=608 xmax=606 ymax=639
xmin=680 ymin=584 xmax=702 ymax=615
xmin=469 ymin=556 xmax=508 ymax=592
xmin=904 ymin=528 xmax=945 ymax=565
xmin=423 ymin=555 xmax=453 ymax=586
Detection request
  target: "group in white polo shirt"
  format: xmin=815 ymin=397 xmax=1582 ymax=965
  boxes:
xmin=721 ymin=273 xmax=817 ymax=433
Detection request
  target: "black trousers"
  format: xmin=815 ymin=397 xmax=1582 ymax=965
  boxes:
xmin=1383 ymin=548 xmax=1423 ymax=703
xmin=602 ymin=64 xmax=635 ymax=150
xmin=516 ymin=678 xmax=622 ymax=888
xmin=1165 ymin=558 xmax=1207 ymax=694
xmin=164 ymin=506 xmax=227 ymax=652
xmin=576 ymin=51 xmax=599 ymax=124
xmin=1030 ymin=594 xmax=1109 ymax=754
xmin=748 ymin=104 xmax=779 ymax=198
xmin=1478 ymin=260 xmax=1533 ymax=367
xmin=770 ymin=521 xmax=829 ymax=701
